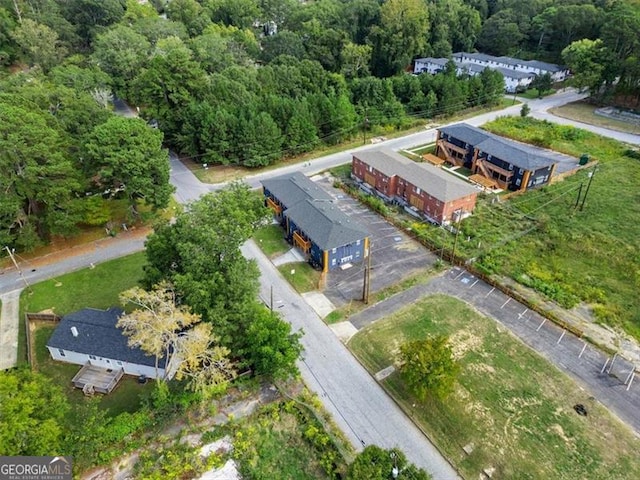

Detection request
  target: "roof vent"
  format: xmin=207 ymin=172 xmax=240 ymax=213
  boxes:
xmin=71 ymin=326 xmax=79 ymax=337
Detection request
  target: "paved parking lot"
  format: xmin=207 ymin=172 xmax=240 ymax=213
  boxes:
xmin=347 ymin=266 xmax=640 ymax=435
xmin=312 ymin=174 xmax=437 ymax=307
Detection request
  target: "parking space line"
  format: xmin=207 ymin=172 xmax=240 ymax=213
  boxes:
xmin=536 ymin=318 xmax=546 ymax=331
xmin=454 ymin=271 xmax=464 ymax=280
xmin=500 ymin=298 xmax=511 ymax=309
xmin=470 ymin=279 xmax=479 ymax=288
xmin=485 ymin=287 xmax=495 ymax=297
xmin=579 ymin=342 xmax=587 ymax=358
xmin=518 ymin=308 xmax=528 ymax=319
xmin=557 ymin=330 xmax=566 ymax=344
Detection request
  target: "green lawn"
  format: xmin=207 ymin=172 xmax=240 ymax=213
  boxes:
xmin=349 ymin=295 xmax=640 ymax=479
xmin=411 ymin=144 xmax=436 ymax=156
xmin=18 ymin=252 xmax=147 ymax=364
xmin=277 ymin=262 xmax=321 ymax=293
xmin=21 ymin=252 xmax=147 ymax=315
xmin=253 ymin=224 xmax=290 ymax=258
xmin=550 ymin=101 xmax=640 ymax=135
xmin=34 ymin=325 xmax=154 ymax=416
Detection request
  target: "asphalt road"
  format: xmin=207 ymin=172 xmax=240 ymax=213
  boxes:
xmin=2 ymin=89 xmax=637 ymax=476
xmin=242 ymin=239 xmax=460 ymax=479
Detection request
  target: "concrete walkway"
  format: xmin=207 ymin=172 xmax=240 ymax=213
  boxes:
xmin=0 ymin=289 xmax=22 ymax=370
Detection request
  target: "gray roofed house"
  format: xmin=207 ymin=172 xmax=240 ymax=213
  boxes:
xmin=262 ymin=172 xmax=370 ymax=271
xmin=438 ymin=123 xmax=562 ymax=170
xmin=403 ymin=162 xmax=479 ymax=202
xmin=47 ymin=308 xmax=169 ymax=379
xmin=261 ymin=171 xmax=332 ymax=209
xmin=438 ymin=123 xmax=492 ymax=146
xmin=284 ymin=199 xmax=369 ymax=251
xmin=475 ymin=137 xmax=559 ymax=170
xmin=352 ymin=148 xmax=411 ymax=177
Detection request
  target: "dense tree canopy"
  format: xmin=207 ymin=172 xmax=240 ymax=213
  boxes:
xmin=83 ymin=116 xmax=172 ymax=215
xmin=0 ymin=368 xmax=69 ymax=456
xmin=143 ymin=183 xmax=302 ymax=379
xmin=1 ymin=0 xmax=638 ymax=250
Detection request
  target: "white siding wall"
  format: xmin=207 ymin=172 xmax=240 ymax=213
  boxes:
xmin=47 ymin=346 xmax=165 ymax=379
xmin=414 ymin=60 xmax=441 ymax=74
xmin=503 ymin=75 xmax=534 ymax=93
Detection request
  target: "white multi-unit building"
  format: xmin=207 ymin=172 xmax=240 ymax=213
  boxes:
xmin=414 ymin=52 xmax=569 ymax=93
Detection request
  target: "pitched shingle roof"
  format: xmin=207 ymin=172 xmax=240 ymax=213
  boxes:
xmin=353 ymin=148 xmax=411 ymax=177
xmin=353 ymin=149 xmax=477 ymax=203
xmin=284 ymin=199 xmax=368 ymax=251
xmin=454 ymin=52 xmax=566 ymax=73
xmin=439 ymin=123 xmax=568 ymax=171
xmin=439 ymin=123 xmax=490 ymax=146
xmin=261 ymin=171 xmax=331 ymax=209
xmin=47 ymin=308 xmax=163 ymax=368
xmin=403 ymin=163 xmax=478 ymax=202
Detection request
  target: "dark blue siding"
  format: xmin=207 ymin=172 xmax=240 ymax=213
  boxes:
xmin=326 ymin=241 xmax=365 ymax=270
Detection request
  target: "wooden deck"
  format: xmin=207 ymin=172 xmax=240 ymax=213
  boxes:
xmin=469 ymin=174 xmax=498 ymax=189
xmin=422 ymin=153 xmax=445 ymax=166
xmin=72 ymin=364 xmax=124 ymax=395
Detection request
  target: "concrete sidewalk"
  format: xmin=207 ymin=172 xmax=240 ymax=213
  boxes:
xmin=0 ymin=289 xmax=23 ymax=370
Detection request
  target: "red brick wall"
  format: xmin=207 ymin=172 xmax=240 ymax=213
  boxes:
xmin=402 ymin=181 xmax=478 ymax=223
xmin=352 ymin=158 xmax=397 ymax=197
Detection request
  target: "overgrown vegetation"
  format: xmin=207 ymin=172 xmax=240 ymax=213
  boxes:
xmin=477 ymin=117 xmax=639 ymax=336
xmin=349 ymin=295 xmax=640 ymax=479
xmin=232 ymin=399 xmax=348 ymax=479
xmin=404 ymin=117 xmax=640 ymax=338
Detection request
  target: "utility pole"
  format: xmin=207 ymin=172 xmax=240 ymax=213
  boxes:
xmin=451 ymin=211 xmax=462 ymax=265
xmin=362 ymin=242 xmax=372 ymax=304
xmin=579 ymin=165 xmax=597 ymax=211
xmin=573 ymin=182 xmax=584 ymax=209
xmin=4 ymin=246 xmax=30 ymax=291
xmin=362 ymin=105 xmax=369 ymax=145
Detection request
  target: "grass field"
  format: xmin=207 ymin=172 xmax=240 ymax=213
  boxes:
xmin=253 ymin=224 xmax=290 ymax=258
xmin=277 ymin=262 xmax=321 ymax=293
xmin=408 ymin=117 xmax=640 ymax=338
xmin=550 ymin=101 xmax=640 ymax=135
xmin=17 ymin=252 xmax=147 ymax=364
xmin=349 ymin=295 xmax=640 ymax=479
xmin=33 ymin=325 xmax=153 ymax=416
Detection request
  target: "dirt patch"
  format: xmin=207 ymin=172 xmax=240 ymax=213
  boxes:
xmin=27 ymin=318 xmax=59 ymax=369
xmin=394 ymin=240 xmax=420 ymax=252
xmin=449 ymin=329 xmax=483 ymax=360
